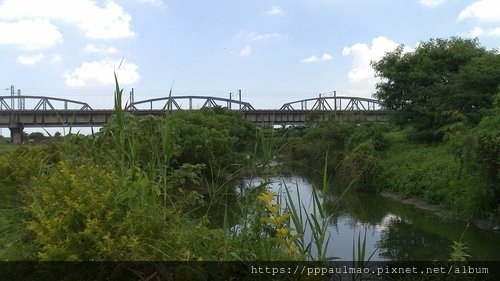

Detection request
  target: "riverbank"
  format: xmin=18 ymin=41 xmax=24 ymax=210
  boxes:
xmin=374 ymin=128 xmax=499 ymax=222
xmin=256 ymin=175 xmax=500 ymax=261
xmin=280 ymin=123 xmax=498 ymax=223
xmin=380 ymin=192 xmax=500 ymax=232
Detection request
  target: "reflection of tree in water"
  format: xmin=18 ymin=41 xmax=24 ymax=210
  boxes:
xmin=376 ymin=216 xmax=450 ymax=261
xmin=278 ymin=176 xmax=500 ymax=261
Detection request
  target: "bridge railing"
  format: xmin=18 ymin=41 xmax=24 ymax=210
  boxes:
xmin=0 ymin=96 xmax=92 ymax=111
xmin=0 ymin=94 xmax=386 ymax=113
xmin=280 ymin=96 xmax=383 ymax=111
xmin=126 ymin=96 xmax=255 ymax=111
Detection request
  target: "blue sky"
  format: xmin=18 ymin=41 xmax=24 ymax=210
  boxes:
xmin=0 ymin=0 xmax=499 ymax=112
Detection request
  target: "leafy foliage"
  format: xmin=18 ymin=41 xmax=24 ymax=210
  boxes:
xmin=283 ymin=121 xmax=352 ymax=175
xmin=373 ymin=37 xmax=500 ymax=141
xmin=0 ymin=78 xmax=305 ymax=261
xmin=95 ymin=109 xmax=255 ymax=178
xmin=342 ymin=140 xmax=382 ymax=191
xmin=0 ymin=135 xmax=11 ymax=145
xmin=379 ymin=130 xmax=495 ymax=219
xmin=23 ymin=158 xmax=229 ymax=260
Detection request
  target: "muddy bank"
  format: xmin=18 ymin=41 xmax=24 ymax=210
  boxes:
xmin=380 ymin=192 xmax=499 ymax=232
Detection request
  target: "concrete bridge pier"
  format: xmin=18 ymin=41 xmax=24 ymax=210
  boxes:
xmin=9 ymin=123 xmax=24 ymax=145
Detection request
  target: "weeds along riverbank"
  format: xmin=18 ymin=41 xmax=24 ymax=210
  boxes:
xmin=276 ymin=92 xmax=499 ymax=225
xmin=1 ymin=98 xmax=498 ymax=262
xmin=0 ymin=77 xmax=352 ymax=262
xmin=1 ymin=104 xmax=498 ymax=261
xmin=0 ymin=73 xmax=498 ymax=262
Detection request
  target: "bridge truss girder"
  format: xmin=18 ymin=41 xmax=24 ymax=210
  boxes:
xmin=0 ymin=96 xmax=92 ymax=111
xmin=126 ymin=96 xmax=255 ymax=111
xmin=280 ymin=96 xmax=382 ymax=111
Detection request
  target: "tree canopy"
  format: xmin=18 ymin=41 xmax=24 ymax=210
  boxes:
xmin=372 ymin=37 xmax=500 ymax=141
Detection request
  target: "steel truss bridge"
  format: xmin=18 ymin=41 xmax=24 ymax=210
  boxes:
xmin=0 ymin=94 xmax=390 ymax=144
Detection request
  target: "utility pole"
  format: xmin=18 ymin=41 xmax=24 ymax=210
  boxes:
xmin=130 ymin=88 xmax=135 ymax=104
xmin=238 ymin=89 xmax=242 ymax=110
xmin=333 ymin=90 xmax=337 ymax=121
xmin=10 ymin=85 xmax=14 ymax=110
xmin=8 ymin=85 xmax=24 ymax=144
xmin=17 ymin=88 xmax=22 ymax=110
xmin=8 ymin=85 xmax=22 ymax=110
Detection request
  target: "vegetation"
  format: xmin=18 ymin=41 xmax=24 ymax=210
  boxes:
xmin=283 ymin=101 xmax=498 ymax=219
xmin=0 ymin=136 xmax=13 ymax=154
xmin=283 ymin=38 xmax=498 ymax=218
xmin=0 ymin=135 xmax=9 ymax=144
xmin=0 ymin=37 xmax=497 ymax=280
xmin=371 ymin=37 xmax=499 ymax=219
xmin=372 ymin=37 xmax=499 ymax=142
xmin=0 ymin=76 xmax=334 ymax=262
xmin=281 ymin=37 xmax=499 ymax=222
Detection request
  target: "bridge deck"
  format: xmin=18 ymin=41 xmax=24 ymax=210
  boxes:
xmin=0 ymin=109 xmax=390 ymax=128
xmin=0 ymin=94 xmax=390 ymax=143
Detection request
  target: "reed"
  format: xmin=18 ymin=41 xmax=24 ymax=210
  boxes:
xmin=283 ymin=153 xmax=335 ymax=261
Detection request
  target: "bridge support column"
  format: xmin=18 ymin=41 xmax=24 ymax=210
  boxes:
xmin=9 ymin=124 xmax=24 ymax=145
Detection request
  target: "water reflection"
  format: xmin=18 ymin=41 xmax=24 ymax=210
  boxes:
xmin=239 ymin=175 xmax=500 ymax=261
xmin=376 ymin=216 xmax=449 ymax=260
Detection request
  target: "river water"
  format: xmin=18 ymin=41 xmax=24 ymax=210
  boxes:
xmin=239 ymin=175 xmax=500 ymax=261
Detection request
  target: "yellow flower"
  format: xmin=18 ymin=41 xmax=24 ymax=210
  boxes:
xmin=273 ymin=212 xmax=291 ymax=225
xmin=286 ymin=244 xmax=299 ymax=254
xmin=276 ymin=226 xmax=292 ymax=238
xmin=261 ymin=217 xmax=275 ymax=225
xmin=266 ymin=204 xmax=281 ymax=215
xmin=258 ymin=191 xmax=275 ymax=204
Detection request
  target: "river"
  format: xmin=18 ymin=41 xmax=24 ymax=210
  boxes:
xmin=239 ymin=175 xmax=500 ymax=261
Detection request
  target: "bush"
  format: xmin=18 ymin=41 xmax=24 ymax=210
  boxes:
xmin=346 ymin=123 xmax=390 ymax=151
xmin=24 ymin=158 xmax=229 ymax=260
xmin=26 ymin=160 xmax=158 ymax=260
xmin=95 ymin=109 xmax=256 ymax=177
xmin=378 ymin=130 xmax=496 ymax=218
xmin=341 ymin=140 xmax=382 ymax=191
xmin=283 ymin=121 xmax=352 ymax=174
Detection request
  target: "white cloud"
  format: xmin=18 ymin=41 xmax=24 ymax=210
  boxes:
xmin=64 ymin=59 xmax=140 ymax=87
xmin=301 ymin=53 xmax=333 ymax=63
xmin=342 ymin=36 xmax=414 ymax=97
xmin=0 ymin=0 xmax=134 ymax=40
xmin=136 ymin=0 xmax=165 ymax=7
xmin=468 ymin=26 xmax=485 ymax=37
xmin=264 ymin=6 xmax=284 ymax=16
xmin=301 ymin=55 xmax=318 ymax=63
xmin=84 ymin=43 xmax=120 ymax=55
xmin=50 ymin=54 xmax=63 ymax=64
xmin=0 ymin=19 xmax=63 ymax=50
xmin=419 ymin=0 xmax=445 ymax=8
xmin=487 ymin=27 xmax=500 ymax=36
xmin=242 ymin=31 xmax=281 ymax=41
xmin=240 ymin=46 xmax=252 ymax=57
xmin=466 ymin=26 xmax=500 ymax=37
xmin=458 ymin=0 xmax=500 ymax=23
xmin=16 ymin=53 xmax=45 ymax=65
xmin=320 ymin=53 xmax=333 ymax=61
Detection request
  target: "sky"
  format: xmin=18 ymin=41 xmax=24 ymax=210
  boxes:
xmin=0 ymin=0 xmax=499 ymax=115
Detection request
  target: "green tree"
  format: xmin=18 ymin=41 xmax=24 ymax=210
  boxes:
xmin=372 ymin=37 xmax=499 ymax=141
xmin=0 ymin=135 xmax=9 ymax=144
xmin=28 ymin=132 xmax=46 ymax=142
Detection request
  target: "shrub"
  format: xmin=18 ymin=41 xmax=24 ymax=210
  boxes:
xmin=25 ymin=159 xmax=176 ymax=260
xmin=346 ymin=123 xmax=390 ymax=151
xmin=341 ymin=140 xmax=382 ymax=191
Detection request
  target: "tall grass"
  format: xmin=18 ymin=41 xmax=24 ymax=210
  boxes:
xmin=0 ymin=143 xmax=15 ymax=153
xmin=380 ymin=130 xmax=493 ymax=218
xmin=282 ymin=154 xmax=336 ymax=261
xmin=2 ymin=74 xmax=357 ymax=262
